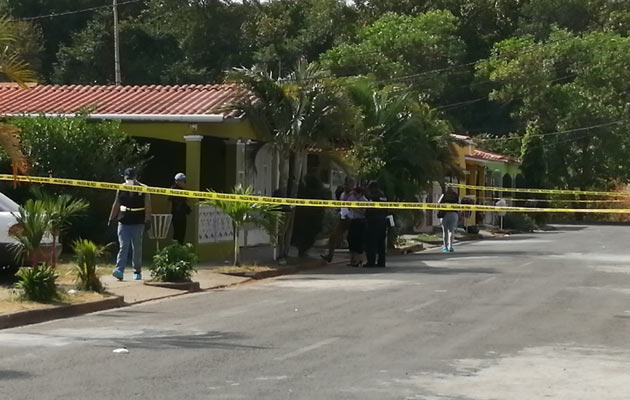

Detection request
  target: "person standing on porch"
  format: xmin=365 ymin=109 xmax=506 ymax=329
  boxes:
xmin=169 ymin=173 xmax=191 ymax=244
xmin=109 ymin=168 xmax=152 ymax=281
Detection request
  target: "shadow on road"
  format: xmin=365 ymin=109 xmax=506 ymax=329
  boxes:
xmin=114 ymin=331 xmax=269 ymax=351
xmin=96 ymin=309 xmax=162 ymax=317
xmin=0 ymin=370 xmax=33 ymax=380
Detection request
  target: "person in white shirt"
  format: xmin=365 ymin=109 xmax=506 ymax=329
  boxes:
xmin=321 ymin=177 xmax=354 ymax=263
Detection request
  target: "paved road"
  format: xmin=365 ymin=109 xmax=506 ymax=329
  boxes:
xmin=2 ymin=225 xmax=630 ymax=399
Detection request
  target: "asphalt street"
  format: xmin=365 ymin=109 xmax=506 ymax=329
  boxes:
xmin=2 ymin=224 xmax=630 ymax=400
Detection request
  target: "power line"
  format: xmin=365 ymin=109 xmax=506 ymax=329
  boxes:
xmin=8 ymin=0 xmax=144 ymax=22
xmin=478 ymin=120 xmax=625 ymax=142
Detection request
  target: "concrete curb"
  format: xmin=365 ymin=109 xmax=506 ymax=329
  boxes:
xmin=220 ymin=259 xmax=331 ymax=280
xmin=0 ymin=296 xmax=124 ymax=330
xmin=143 ymin=281 xmax=201 ymax=292
xmin=0 ymin=259 xmax=331 ymax=330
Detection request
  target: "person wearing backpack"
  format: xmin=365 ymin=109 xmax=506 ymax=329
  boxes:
xmin=438 ymin=187 xmax=459 ymax=253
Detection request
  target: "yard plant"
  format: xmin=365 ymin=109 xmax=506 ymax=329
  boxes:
xmin=14 ymin=264 xmax=58 ymax=302
xmin=149 ymin=242 xmax=197 ymax=282
xmin=203 ymin=185 xmax=284 ymax=266
xmin=73 ymin=239 xmax=109 ymax=292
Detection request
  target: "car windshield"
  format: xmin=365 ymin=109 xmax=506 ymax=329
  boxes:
xmin=0 ymin=191 xmax=20 ymax=213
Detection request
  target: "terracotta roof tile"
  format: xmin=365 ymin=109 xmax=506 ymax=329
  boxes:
xmin=469 ymin=149 xmax=518 ymax=163
xmin=0 ymin=83 xmax=248 ymax=118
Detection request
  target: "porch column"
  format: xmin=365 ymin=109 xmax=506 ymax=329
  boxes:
xmin=184 ymin=134 xmax=203 ymax=248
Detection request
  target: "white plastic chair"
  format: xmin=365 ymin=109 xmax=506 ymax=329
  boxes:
xmin=148 ymin=214 xmax=173 ymax=251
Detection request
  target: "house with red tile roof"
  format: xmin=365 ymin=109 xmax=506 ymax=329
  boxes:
xmin=450 ymin=134 xmax=523 ymax=227
xmin=0 ymin=83 xmax=276 ymax=260
xmin=417 ymin=134 xmax=522 ymax=231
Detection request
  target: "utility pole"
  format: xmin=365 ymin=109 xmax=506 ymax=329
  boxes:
xmin=113 ymin=0 xmax=121 ymax=85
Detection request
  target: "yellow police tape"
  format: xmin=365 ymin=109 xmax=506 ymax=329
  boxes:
xmin=449 ymin=183 xmax=630 ymax=197
xmin=476 ymin=197 xmax=626 ymax=203
xmin=1 ymin=174 xmax=629 ymax=214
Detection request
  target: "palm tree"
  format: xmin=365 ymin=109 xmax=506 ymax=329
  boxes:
xmin=346 ymin=79 xmax=458 ymax=200
xmin=38 ymin=192 xmax=89 ymax=267
xmin=73 ymin=239 xmax=110 ymax=292
xmin=0 ymin=16 xmax=36 ymax=179
xmin=225 ymin=59 xmax=356 ymax=257
xmin=203 ymin=185 xmax=283 ymax=266
xmin=9 ymin=199 xmax=50 ymax=268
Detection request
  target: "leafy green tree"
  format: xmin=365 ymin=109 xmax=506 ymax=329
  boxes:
xmin=477 ymin=29 xmax=630 ymax=191
xmin=2 ymin=0 xmax=118 ymax=81
xmin=520 ymin=121 xmax=546 ymax=189
xmin=322 ymin=10 xmax=466 ymax=99
xmin=1 ymin=115 xmax=150 ymax=244
xmin=243 ymin=0 xmax=355 ymax=75
xmin=346 ymin=79 xmax=456 ymax=200
xmin=53 ymin=15 xmax=184 ymax=84
xmin=139 ymin=0 xmax=255 ymax=82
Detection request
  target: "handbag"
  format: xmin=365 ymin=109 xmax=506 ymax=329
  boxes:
xmin=437 ymin=210 xmax=446 ymax=219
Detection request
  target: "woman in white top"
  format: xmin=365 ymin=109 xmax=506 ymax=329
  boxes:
xmin=346 ymin=186 xmax=368 ymax=266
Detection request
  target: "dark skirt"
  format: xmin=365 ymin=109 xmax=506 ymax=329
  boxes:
xmin=348 ymin=219 xmax=366 ymax=254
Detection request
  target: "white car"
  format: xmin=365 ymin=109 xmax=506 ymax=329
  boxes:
xmin=0 ymin=192 xmax=60 ymax=276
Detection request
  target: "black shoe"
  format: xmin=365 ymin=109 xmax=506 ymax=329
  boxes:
xmin=364 ymin=263 xmax=377 ymax=268
xmin=320 ymin=254 xmax=332 ymax=263
xmin=349 ymin=261 xmax=363 ymax=267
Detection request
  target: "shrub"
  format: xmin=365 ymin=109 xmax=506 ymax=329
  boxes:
xmin=149 ymin=243 xmax=197 ymax=282
xmin=10 ymin=199 xmax=50 ymax=267
xmin=503 ymin=213 xmax=537 ymax=232
xmin=14 ymin=264 xmax=59 ymax=302
xmin=73 ymin=239 xmax=110 ymax=292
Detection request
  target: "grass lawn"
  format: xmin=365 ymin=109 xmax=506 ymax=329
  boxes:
xmin=0 ymin=263 xmax=113 ymax=316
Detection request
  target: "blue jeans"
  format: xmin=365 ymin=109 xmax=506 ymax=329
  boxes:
xmin=115 ymin=223 xmax=144 ymax=273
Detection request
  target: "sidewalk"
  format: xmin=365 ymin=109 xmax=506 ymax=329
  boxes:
xmin=103 ymin=245 xmax=322 ymax=305
xmin=101 ymin=269 xmax=252 ymax=304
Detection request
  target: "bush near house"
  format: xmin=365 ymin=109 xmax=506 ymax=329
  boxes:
xmin=149 ymin=243 xmax=197 ymax=282
xmin=0 ymin=115 xmax=150 ymax=246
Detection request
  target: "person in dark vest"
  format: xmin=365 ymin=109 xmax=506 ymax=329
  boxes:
xmin=169 ymin=173 xmax=191 ymax=244
xmin=108 ymin=168 xmax=152 ymax=281
xmin=365 ymin=181 xmax=388 ymax=267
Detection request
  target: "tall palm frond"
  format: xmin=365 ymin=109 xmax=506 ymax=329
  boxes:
xmin=204 ymin=185 xmax=283 ymax=266
xmin=37 ymin=191 xmax=89 ymax=267
xmin=0 ymin=122 xmax=29 ymax=179
xmin=0 ymin=16 xmax=36 ymax=87
xmin=0 ymin=15 xmax=36 ymax=181
xmin=10 ymin=199 xmax=50 ymax=267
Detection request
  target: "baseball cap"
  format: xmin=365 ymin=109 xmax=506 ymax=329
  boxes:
xmin=123 ymin=168 xmax=137 ymax=179
xmin=174 ymin=173 xmax=186 ymax=181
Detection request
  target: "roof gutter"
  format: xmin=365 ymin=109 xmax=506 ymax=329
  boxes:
xmin=2 ymin=113 xmax=236 ymax=123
